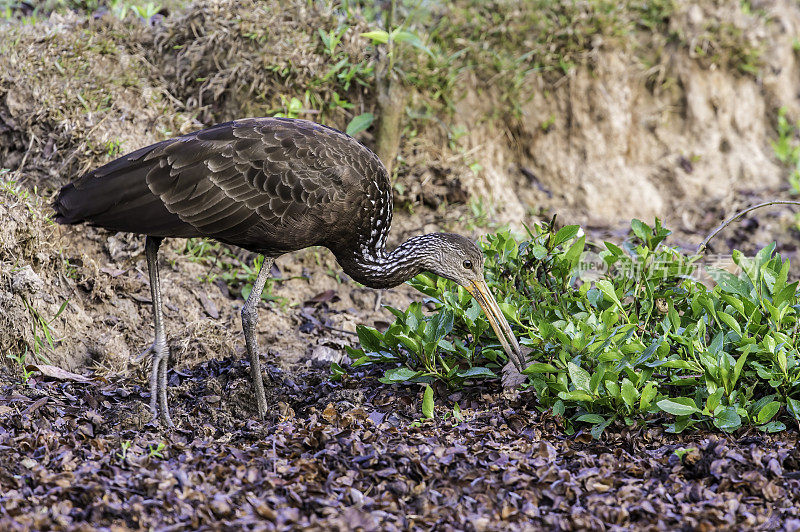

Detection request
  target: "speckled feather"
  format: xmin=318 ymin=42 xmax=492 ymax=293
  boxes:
xmin=54 ymin=118 xmax=392 ymax=260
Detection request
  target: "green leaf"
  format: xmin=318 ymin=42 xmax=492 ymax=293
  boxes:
xmin=361 ymin=30 xmax=389 ymax=43
xmin=396 ymin=333 xmax=421 ymax=355
xmin=756 ymin=401 xmax=781 ymax=424
xmin=706 ymin=388 xmax=724 ymax=413
xmin=720 ymin=294 xmax=746 ymax=317
xmin=330 ymin=361 xmax=345 ymax=381
xmin=733 ymin=350 xmax=749 ymax=388
xmin=716 ymin=311 xmax=741 ymax=336
xmin=457 ymin=367 xmax=496 ymax=379
xmin=346 ymin=113 xmax=374 ymax=136
xmin=422 ymin=385 xmax=434 ymax=419
xmin=761 ymin=421 xmax=786 ymax=433
xmin=590 ymin=417 xmax=613 ymax=439
xmin=576 ymin=413 xmax=604 ymax=424
xmin=666 ymin=417 xmax=694 ymax=434
xmin=604 ymin=241 xmax=624 ymax=256
xmin=437 ymin=338 xmax=455 ymax=352
xmin=567 ymin=362 xmax=592 ymax=393
xmin=787 ymin=397 xmax=800 ymax=421
xmin=391 ymin=30 xmax=434 ymax=57
xmin=620 ymin=379 xmax=638 ymax=408
xmin=596 ymin=280 xmax=623 ymax=310
xmin=425 ymin=308 xmax=454 ymax=344
xmin=558 ymin=390 xmax=595 ymax=402
xmin=631 ymin=219 xmax=651 ymax=243
xmin=657 ymin=398 xmax=700 ymax=416
xmin=531 ymin=244 xmax=548 ymax=259
xmin=405 ymin=311 xmax=419 ymax=333
xmin=713 ymin=407 xmax=741 ymax=432
xmin=552 ymin=225 xmax=580 ymax=248
xmin=640 ymin=382 xmax=657 ymax=410
xmin=778 ymin=350 xmax=788 ymax=376
xmin=381 ymin=367 xmax=420 ymax=383
xmin=498 ymin=301 xmax=518 ymax=323
xmin=711 ymin=270 xmax=751 ymax=297
xmin=356 ymin=325 xmax=383 ymax=353
xmin=564 ymin=236 xmax=585 ymax=268
xmin=774 ymin=281 xmax=798 ymax=307
xmin=522 ymin=362 xmax=560 ymax=374
xmin=660 ymin=359 xmax=694 ymax=370
xmin=452 ymin=402 xmax=463 ymax=422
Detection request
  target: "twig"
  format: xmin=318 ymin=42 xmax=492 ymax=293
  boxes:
xmin=17 ymin=135 xmax=36 ymax=172
xmin=697 ymin=200 xmax=800 ymax=255
xmin=321 ymin=324 xmax=358 ymax=336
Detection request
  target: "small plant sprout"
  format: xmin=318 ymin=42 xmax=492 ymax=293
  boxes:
xmin=148 ymin=442 xmax=166 ymax=458
xmin=131 ymin=2 xmax=161 ymax=21
xmin=117 ymin=440 xmax=133 ymax=460
xmin=318 ymin=26 xmax=347 ymax=56
xmin=6 ymin=348 xmax=35 ymax=383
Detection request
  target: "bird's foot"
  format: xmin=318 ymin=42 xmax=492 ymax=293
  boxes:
xmin=147 ymin=404 xmax=175 ymax=429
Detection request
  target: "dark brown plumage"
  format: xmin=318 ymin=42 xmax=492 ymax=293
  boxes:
xmin=54 ymin=117 xmax=526 ymax=427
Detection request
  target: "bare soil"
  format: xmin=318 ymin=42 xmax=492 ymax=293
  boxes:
xmin=2 ymin=362 xmax=800 ymax=530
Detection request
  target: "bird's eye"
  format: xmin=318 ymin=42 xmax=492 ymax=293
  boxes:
xmin=462 ymin=260 xmax=472 ymax=269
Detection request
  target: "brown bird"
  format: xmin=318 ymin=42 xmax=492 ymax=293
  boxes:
xmin=53 ymin=117 xmax=527 ymax=427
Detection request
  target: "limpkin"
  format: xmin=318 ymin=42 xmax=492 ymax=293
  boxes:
xmin=53 ymin=117 xmax=527 ymax=426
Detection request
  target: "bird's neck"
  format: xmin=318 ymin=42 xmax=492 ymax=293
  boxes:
xmin=334 ymin=234 xmax=438 ymax=289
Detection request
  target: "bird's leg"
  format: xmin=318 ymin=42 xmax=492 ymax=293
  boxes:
xmin=241 ymin=256 xmax=274 ymax=420
xmin=145 ymin=236 xmax=174 ymax=428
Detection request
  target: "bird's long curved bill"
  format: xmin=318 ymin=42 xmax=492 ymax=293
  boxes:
xmin=465 ymin=279 xmax=527 ymax=373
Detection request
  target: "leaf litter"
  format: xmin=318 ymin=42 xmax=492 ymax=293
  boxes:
xmin=1 ymin=361 xmax=799 ymax=530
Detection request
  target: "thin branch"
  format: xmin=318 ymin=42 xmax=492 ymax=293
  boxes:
xmin=696 ymin=200 xmax=800 ymax=255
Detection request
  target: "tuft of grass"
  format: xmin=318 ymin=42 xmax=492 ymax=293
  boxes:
xmin=5 ymin=293 xmax=68 ymax=381
xmin=348 ymin=219 xmax=800 ymax=436
xmin=23 ymin=296 xmax=68 ymax=364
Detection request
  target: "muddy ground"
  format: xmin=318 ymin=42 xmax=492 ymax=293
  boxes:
xmin=2 ymin=361 xmax=800 ymax=530
xmin=3 ymin=1 xmax=800 ymax=530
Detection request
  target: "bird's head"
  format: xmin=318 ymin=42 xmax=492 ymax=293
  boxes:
xmin=420 ymin=233 xmax=486 ymax=287
xmin=422 ymin=234 xmax=527 ymax=374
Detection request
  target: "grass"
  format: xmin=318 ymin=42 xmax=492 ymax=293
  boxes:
xmin=407 ymin=0 xmax=766 ymax=119
xmin=22 ymin=296 xmax=67 ymax=365
xmin=5 ymin=350 xmax=35 ymax=383
xmin=772 ymin=106 xmax=800 ymax=195
xmin=182 ymin=238 xmax=286 ymax=305
xmin=1 ymin=175 xmax=69 ymax=377
xmin=0 ymin=0 xmax=183 ymax=22
xmin=347 ymin=219 xmax=800 ymax=436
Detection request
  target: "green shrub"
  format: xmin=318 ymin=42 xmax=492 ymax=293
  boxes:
xmin=348 ymin=219 xmax=800 ymax=436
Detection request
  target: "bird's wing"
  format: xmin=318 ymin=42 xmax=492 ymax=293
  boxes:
xmin=143 ymin=118 xmax=356 ymax=251
xmin=58 ymin=118 xmax=375 ymax=253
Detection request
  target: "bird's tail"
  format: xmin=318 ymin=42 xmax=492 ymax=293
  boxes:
xmin=52 ymin=182 xmax=87 ymax=225
xmin=51 ymin=141 xmax=200 ymax=238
